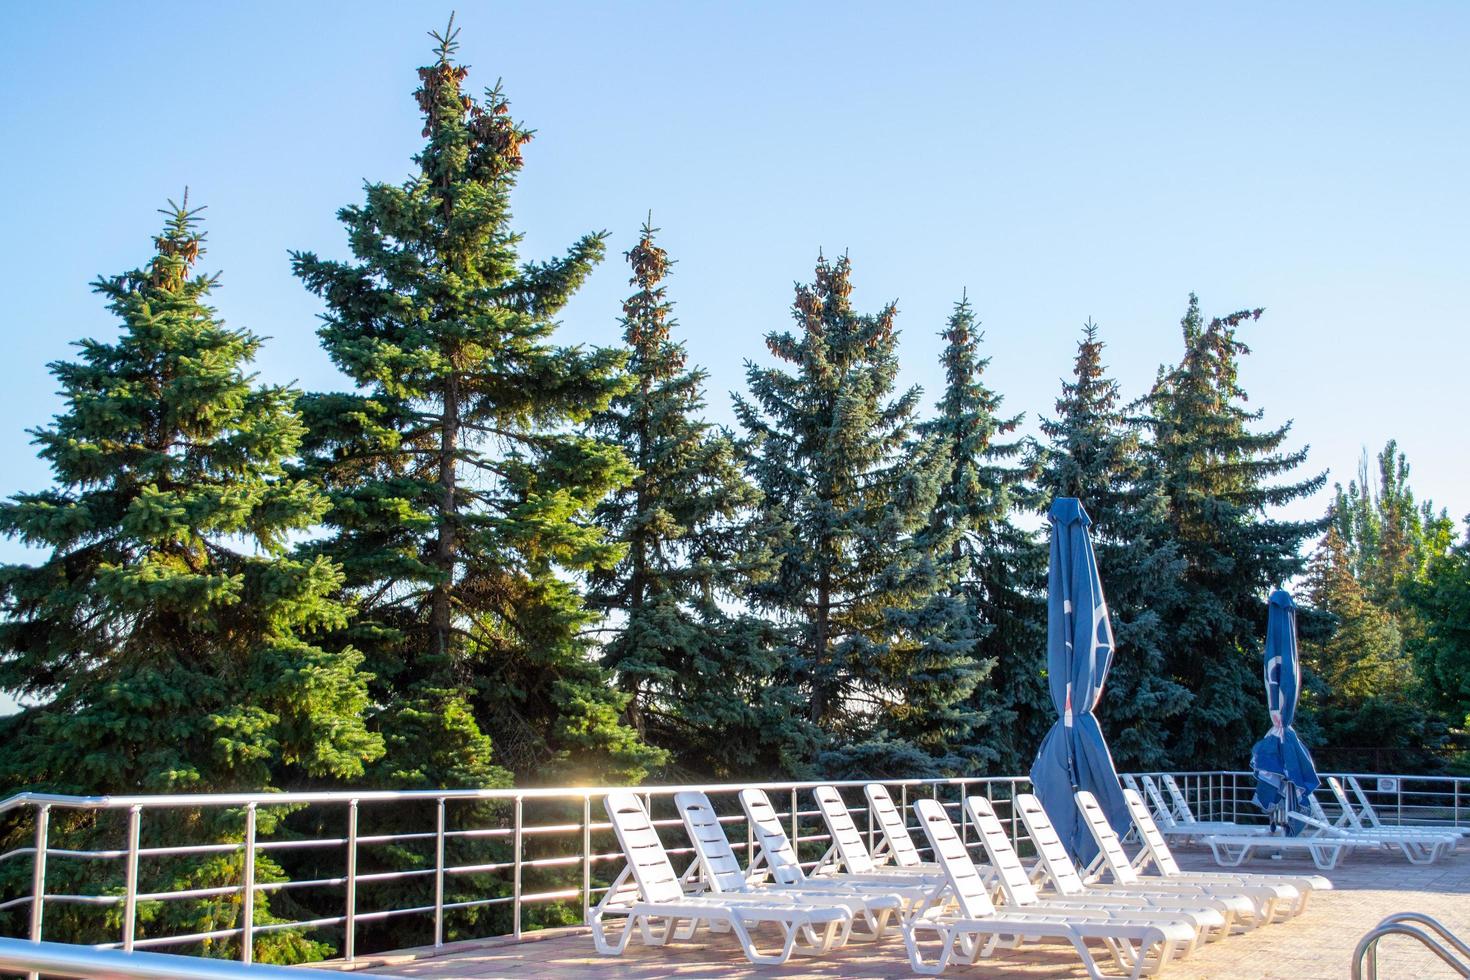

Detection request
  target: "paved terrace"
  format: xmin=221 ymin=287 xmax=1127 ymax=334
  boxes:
xmin=317 ymin=844 xmax=1470 ymax=979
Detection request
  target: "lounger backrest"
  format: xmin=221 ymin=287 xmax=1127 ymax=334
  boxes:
xmin=1074 ymin=790 xmax=1140 ymax=884
xmin=813 ymin=785 xmax=877 ymax=874
xmin=864 ymin=784 xmax=924 ymax=867
xmin=1122 ymin=789 xmax=1182 ymax=875
xmin=1325 ymin=778 xmax=1366 ymax=830
xmin=604 ymin=791 xmax=683 ymax=904
xmin=1139 ymin=776 xmax=1180 ymax=827
xmin=738 ymin=788 xmax=806 ymax=885
xmin=1306 ymin=792 xmax=1335 ymax=826
xmin=1121 ymin=773 xmax=1142 ymax=795
xmin=914 ymin=797 xmax=996 ymax=920
xmin=968 ymin=796 xmax=1042 ymax=902
xmin=1346 ymin=776 xmax=1384 ymax=828
xmin=1160 ymin=775 xmax=1198 ymax=822
xmin=675 ymin=791 xmax=747 ymax=893
xmin=1011 ymin=794 xmax=1086 ymax=898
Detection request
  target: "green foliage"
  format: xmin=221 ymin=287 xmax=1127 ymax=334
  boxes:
xmin=1038 ymin=321 xmax=1190 ymax=769
xmin=587 ymin=221 xmax=815 ymax=778
xmin=736 ymin=255 xmax=978 ymax=775
xmin=290 ymin=22 xmax=660 ymax=787
xmin=915 ymin=295 xmax=1038 ymax=771
xmin=1143 ymin=295 xmax=1325 ymax=769
xmin=0 ymin=201 xmax=379 ymax=959
xmin=1332 ymin=441 xmax=1455 ymax=613
xmin=1405 ymin=519 xmax=1470 ymax=727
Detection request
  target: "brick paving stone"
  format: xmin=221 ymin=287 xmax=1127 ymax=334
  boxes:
xmin=330 ymin=844 xmax=1470 ymax=979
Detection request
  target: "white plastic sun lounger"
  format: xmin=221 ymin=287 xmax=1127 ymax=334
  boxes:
xmin=1075 ymin=789 xmax=1320 ymax=918
xmin=1146 ymin=775 xmax=1268 ymax=838
xmin=906 ymin=797 xmax=1197 ymax=978
xmin=1120 ymin=789 xmax=1324 ymax=920
xmin=593 ymin=791 xmax=851 ymax=964
xmin=1344 ymin=775 xmax=1470 ymax=843
xmin=812 ymin=784 xmax=947 ymax=881
xmin=865 ymin=783 xmax=944 ymax=869
xmin=737 ymin=788 xmax=946 ymax=903
xmin=674 ymin=791 xmax=904 ymax=939
xmin=978 ymin=795 xmax=1232 ymax=942
xmin=1322 ymin=777 xmax=1460 ymax=852
xmin=1289 ymin=806 xmax=1448 ymax=865
xmin=1017 ymin=793 xmax=1258 ymax=934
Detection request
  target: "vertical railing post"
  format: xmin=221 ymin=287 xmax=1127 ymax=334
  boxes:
xmin=345 ymin=799 xmax=358 ymax=961
xmin=511 ymin=796 xmax=524 ymax=940
xmin=122 ymin=805 xmax=141 ymax=951
xmin=789 ymin=789 xmax=799 ymax=869
xmin=434 ymin=797 xmax=446 ymax=948
xmin=581 ymin=795 xmax=593 ymax=924
xmin=27 ymin=802 xmax=49 ymax=980
xmin=241 ymin=803 xmax=257 ymax=964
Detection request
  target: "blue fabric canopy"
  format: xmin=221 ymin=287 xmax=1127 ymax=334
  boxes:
xmin=1029 ymin=498 xmax=1129 ymax=865
xmin=1250 ymin=589 xmax=1320 ymax=832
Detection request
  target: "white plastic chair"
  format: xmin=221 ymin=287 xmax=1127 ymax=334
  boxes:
xmin=593 ymin=791 xmax=851 ymax=964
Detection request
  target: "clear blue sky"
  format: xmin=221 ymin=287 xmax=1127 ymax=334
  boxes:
xmin=2 ymin=3 xmax=1467 ymax=707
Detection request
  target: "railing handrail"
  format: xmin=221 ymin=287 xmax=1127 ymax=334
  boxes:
xmin=0 ymin=936 xmax=376 ymax=978
xmin=0 ymin=774 xmax=1018 ymax=813
xmin=1352 ymin=913 xmax=1470 ymax=979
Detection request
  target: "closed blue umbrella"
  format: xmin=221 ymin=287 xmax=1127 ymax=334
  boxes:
xmin=1029 ymin=498 xmax=1129 ymax=865
xmin=1250 ymin=589 xmax=1320 ymax=832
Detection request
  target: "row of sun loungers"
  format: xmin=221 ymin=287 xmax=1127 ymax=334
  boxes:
xmin=593 ymin=783 xmax=1332 ymax=976
xmin=1123 ymin=773 xmax=1464 ymax=869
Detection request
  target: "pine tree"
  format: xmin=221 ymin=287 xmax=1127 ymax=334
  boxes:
xmin=735 ymin=254 xmax=976 ymax=775
xmin=587 ymin=220 xmax=814 ymax=777
xmin=1144 ymin=295 xmax=1325 ymax=769
xmin=0 ymin=200 xmax=379 ymax=959
xmin=1037 ymin=320 xmax=1189 ymax=769
xmin=290 ymin=19 xmax=660 ymax=785
xmin=915 ymin=295 xmax=1039 ymax=771
xmin=1332 ymin=441 xmax=1454 ymax=613
xmin=1302 ymin=529 xmax=1404 ymax=700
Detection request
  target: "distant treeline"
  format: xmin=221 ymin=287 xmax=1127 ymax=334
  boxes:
xmin=1 ymin=18 xmax=1467 ymax=960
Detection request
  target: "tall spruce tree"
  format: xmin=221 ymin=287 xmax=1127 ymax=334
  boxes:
xmin=915 ymin=295 xmax=1040 ymax=771
xmin=1144 ymin=295 xmax=1325 ymax=769
xmin=0 ymin=201 xmax=379 ymax=960
xmin=587 ymin=220 xmax=814 ymax=777
xmin=1037 ymin=320 xmax=1189 ymax=769
xmin=735 ymin=254 xmax=977 ymax=775
xmin=290 ymin=20 xmax=660 ymax=785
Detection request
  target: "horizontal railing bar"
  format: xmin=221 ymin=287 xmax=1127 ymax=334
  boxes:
xmin=0 ymin=775 xmax=1015 ymax=813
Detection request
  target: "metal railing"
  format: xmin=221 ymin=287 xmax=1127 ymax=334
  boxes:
xmin=0 ymin=775 xmax=1031 ymax=969
xmin=2 ymin=768 xmax=1466 ymax=975
xmin=1139 ymin=770 xmax=1470 ymax=831
xmin=1352 ymin=912 xmax=1470 ymax=979
xmin=0 ymin=936 xmax=363 ymax=979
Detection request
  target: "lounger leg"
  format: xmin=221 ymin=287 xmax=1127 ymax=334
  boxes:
xmin=589 ymin=908 xmax=635 ymax=955
xmin=726 ymin=914 xmax=795 ymax=966
xmin=903 ymin=920 xmax=956 ymax=975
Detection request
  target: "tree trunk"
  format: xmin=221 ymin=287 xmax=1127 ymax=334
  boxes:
xmin=430 ymin=373 xmax=459 ymax=659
